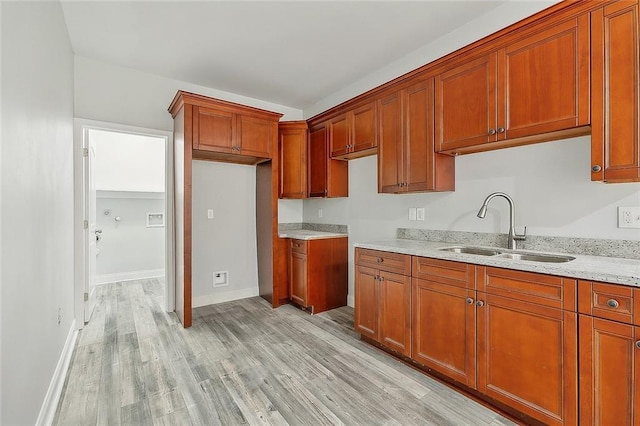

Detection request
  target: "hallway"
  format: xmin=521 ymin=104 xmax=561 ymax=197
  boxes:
xmin=54 ymin=279 xmax=514 ymax=425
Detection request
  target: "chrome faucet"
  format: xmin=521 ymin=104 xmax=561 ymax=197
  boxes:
xmin=477 ymin=192 xmax=527 ymax=250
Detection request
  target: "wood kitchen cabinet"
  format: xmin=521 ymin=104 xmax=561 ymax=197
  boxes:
xmin=279 ymin=121 xmax=307 ymax=199
xmin=436 ymin=15 xmax=590 ymax=155
xmin=476 ymin=267 xmax=578 ymax=426
xmin=288 ymin=237 xmax=348 ymax=314
xmin=308 ymin=124 xmax=348 ymax=198
xmin=378 ymin=78 xmax=454 ymax=194
xmin=412 ymin=258 xmax=477 ymax=387
xmin=591 ymin=1 xmax=640 ymax=183
xmin=329 ymin=101 xmax=377 ymax=159
xmin=579 ymin=280 xmax=640 ymax=425
xmin=355 ymin=249 xmax=411 ymax=356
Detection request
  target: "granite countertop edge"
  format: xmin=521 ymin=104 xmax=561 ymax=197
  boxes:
xmin=355 ymin=239 xmax=640 ymax=287
xmin=278 ymin=230 xmax=348 ymax=240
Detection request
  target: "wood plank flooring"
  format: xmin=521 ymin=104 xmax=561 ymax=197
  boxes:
xmin=54 ymin=279 xmax=515 ymax=425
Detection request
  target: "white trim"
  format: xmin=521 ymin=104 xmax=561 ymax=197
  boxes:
xmin=192 ymin=287 xmax=259 ymax=308
xmin=96 ymin=269 xmax=164 ymax=285
xmin=74 ymin=118 xmax=175 ymax=330
xmin=97 ymin=190 xmax=165 ymax=200
xmin=35 ymin=319 xmax=78 ymax=426
xmin=347 ymin=294 xmax=355 ymax=308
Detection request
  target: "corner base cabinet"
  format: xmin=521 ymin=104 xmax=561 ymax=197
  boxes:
xmin=289 ymin=237 xmax=348 ymax=314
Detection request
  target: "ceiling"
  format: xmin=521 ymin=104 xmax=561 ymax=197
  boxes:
xmin=61 ymin=1 xmax=510 ymax=110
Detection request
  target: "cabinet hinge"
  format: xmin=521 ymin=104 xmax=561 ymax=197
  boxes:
xmin=84 ymin=292 xmax=88 ymax=302
xmin=82 ymin=148 xmax=88 ymax=157
xmin=83 ymin=220 xmax=88 ymax=229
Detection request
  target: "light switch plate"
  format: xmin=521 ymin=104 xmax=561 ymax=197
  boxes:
xmin=618 ymin=206 xmax=640 ymax=228
xmin=408 ymin=208 xmax=417 ymax=221
xmin=318 ymin=209 xmax=323 ymax=218
xmin=207 ymin=209 xmax=214 ymax=219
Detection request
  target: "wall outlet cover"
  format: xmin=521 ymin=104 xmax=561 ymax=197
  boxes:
xmin=618 ymin=206 xmax=640 ymax=229
xmin=408 ymin=208 xmax=417 ymax=221
xmin=213 ymin=271 xmax=229 ymax=287
xmin=416 ymin=208 xmax=425 ymax=221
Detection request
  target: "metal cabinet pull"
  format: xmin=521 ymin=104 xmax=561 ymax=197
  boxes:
xmin=466 ymin=297 xmax=474 ymax=304
xmin=488 ymin=129 xmax=496 ymax=135
xmin=476 ymin=300 xmax=484 ymax=307
xmin=497 ymin=127 xmax=505 ymax=134
xmin=376 ymin=258 xmax=384 ymax=263
xmin=636 ymin=341 xmax=640 ymax=349
xmin=592 ymin=165 xmax=602 ymax=172
xmin=607 ymin=299 xmax=620 ymax=308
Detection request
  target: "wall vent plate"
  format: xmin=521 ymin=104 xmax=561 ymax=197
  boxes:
xmin=146 ymin=212 xmax=164 ymax=227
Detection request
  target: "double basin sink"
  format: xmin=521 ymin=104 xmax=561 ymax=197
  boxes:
xmin=439 ymin=246 xmax=575 ymax=263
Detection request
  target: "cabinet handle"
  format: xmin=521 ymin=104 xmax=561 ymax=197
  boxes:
xmin=606 ymin=299 xmax=620 ymax=308
xmin=476 ymin=300 xmax=484 ymax=307
xmin=592 ymin=165 xmax=602 ymax=173
xmin=636 ymin=341 xmax=640 ymax=349
xmin=466 ymin=297 xmax=474 ymax=304
xmin=376 ymin=258 xmax=384 ymax=263
xmin=488 ymin=129 xmax=496 ymax=136
xmin=497 ymin=127 xmax=505 ymax=134
xmin=379 ymin=276 xmax=384 ymax=282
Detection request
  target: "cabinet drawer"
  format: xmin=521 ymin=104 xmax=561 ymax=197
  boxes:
xmin=290 ymin=239 xmax=307 ymax=255
xmin=355 ymin=248 xmax=410 ymax=275
xmin=578 ymin=280 xmax=639 ymax=325
xmin=479 ymin=267 xmax=577 ymax=311
xmin=412 ymin=257 xmax=475 ymax=289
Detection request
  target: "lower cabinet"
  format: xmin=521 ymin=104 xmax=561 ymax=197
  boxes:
xmin=354 ymin=249 xmax=411 ymax=356
xmin=289 ymin=237 xmax=348 ymax=314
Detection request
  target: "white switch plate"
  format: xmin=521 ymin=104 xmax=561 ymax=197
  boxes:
xmin=318 ymin=209 xmax=323 ymax=218
xmin=416 ymin=208 xmax=425 ymax=221
xmin=207 ymin=209 xmax=214 ymax=219
xmin=618 ymin=206 xmax=640 ymax=228
xmin=408 ymin=208 xmax=417 ymax=221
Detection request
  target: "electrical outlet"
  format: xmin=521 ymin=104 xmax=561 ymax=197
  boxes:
xmin=416 ymin=208 xmax=425 ymax=221
xmin=408 ymin=208 xmax=417 ymax=221
xmin=57 ymin=308 xmax=62 ymax=325
xmin=618 ymin=206 xmax=640 ymax=228
xmin=207 ymin=209 xmax=214 ymax=219
xmin=213 ymin=271 xmax=229 ymax=287
xmin=318 ymin=209 xmax=323 ymax=218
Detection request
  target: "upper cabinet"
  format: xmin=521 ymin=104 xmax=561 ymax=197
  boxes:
xmin=378 ymin=78 xmax=454 ymax=193
xmin=308 ymin=124 xmax=348 ymax=198
xmin=170 ymin=91 xmax=281 ymax=165
xmin=591 ymin=1 xmax=640 ymax=183
xmin=329 ymin=101 xmax=378 ymax=159
xmin=279 ymin=121 xmax=308 ymax=199
xmin=436 ymin=15 xmax=591 ymax=155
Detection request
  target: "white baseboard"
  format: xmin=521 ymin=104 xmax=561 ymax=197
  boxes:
xmin=347 ymin=294 xmax=355 ymax=308
xmin=96 ymin=268 xmax=164 ymax=285
xmin=193 ymin=287 xmax=259 ymax=308
xmin=36 ymin=319 xmax=78 ymax=426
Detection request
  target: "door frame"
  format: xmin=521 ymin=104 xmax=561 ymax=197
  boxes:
xmin=73 ymin=118 xmax=175 ymax=328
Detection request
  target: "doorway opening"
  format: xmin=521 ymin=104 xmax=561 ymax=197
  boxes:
xmin=74 ymin=119 xmax=174 ymax=327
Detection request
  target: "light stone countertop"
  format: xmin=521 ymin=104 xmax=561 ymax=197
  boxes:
xmin=355 ymin=239 xmax=640 ymax=287
xmin=278 ymin=229 xmax=348 ymax=240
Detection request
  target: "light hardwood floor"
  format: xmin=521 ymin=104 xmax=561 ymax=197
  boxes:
xmin=54 ymin=279 xmax=514 ymax=425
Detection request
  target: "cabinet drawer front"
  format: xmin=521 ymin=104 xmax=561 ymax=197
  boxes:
xmin=578 ymin=280 xmax=635 ymax=324
xmin=479 ymin=267 xmax=576 ymax=311
xmin=412 ymin=257 xmax=475 ymax=288
xmin=355 ymin=248 xmax=410 ymax=275
xmin=290 ymin=239 xmax=307 ymax=254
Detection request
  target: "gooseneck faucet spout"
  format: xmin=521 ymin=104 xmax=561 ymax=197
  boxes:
xmin=477 ymin=192 xmax=527 ymax=250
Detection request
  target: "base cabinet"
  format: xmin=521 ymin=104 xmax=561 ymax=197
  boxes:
xmin=288 ymin=238 xmax=347 ymax=314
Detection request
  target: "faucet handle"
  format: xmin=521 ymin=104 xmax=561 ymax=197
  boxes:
xmin=515 ymin=226 xmax=527 ymax=241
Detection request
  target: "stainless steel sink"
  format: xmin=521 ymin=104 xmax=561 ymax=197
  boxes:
xmin=438 ymin=246 xmax=502 ymax=256
xmin=495 ymin=252 xmax=575 ymax=263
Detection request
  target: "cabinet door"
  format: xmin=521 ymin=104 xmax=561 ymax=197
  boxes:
xmin=329 ymin=113 xmax=350 ymax=158
xmin=355 ymin=265 xmax=379 ymax=341
xmin=412 ymin=279 xmax=476 ymax=388
xmin=290 ymin=251 xmax=307 ymax=307
xmin=477 ymin=293 xmax=577 ymax=426
xmin=351 ymin=101 xmax=378 ymax=153
xmin=435 ymin=54 xmax=498 ymax=152
xmin=579 ymin=315 xmax=639 ymax=426
xmin=377 ymin=91 xmax=403 ymax=193
xmin=193 ymin=106 xmax=235 ymax=152
xmin=238 ymin=115 xmax=272 ymax=158
xmin=404 ymin=79 xmax=437 ymax=192
xmin=501 ymin=16 xmax=590 ymax=141
xmin=308 ymin=126 xmax=328 ymax=197
xmin=279 ymin=125 xmax=307 ymax=199
xmin=379 ymin=270 xmax=411 ymax=356
xmin=591 ymin=1 xmax=640 ymax=182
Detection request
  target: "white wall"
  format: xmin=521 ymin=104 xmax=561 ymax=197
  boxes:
xmin=304 ymin=137 xmax=640 ymax=304
xmin=92 ymin=129 xmax=165 ymax=192
xmin=191 ymin=161 xmax=259 ymax=306
xmin=96 ymin=192 xmax=165 ymax=281
xmin=0 ymin=2 xmax=75 ymax=424
xmin=278 ymin=199 xmax=304 ymax=223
